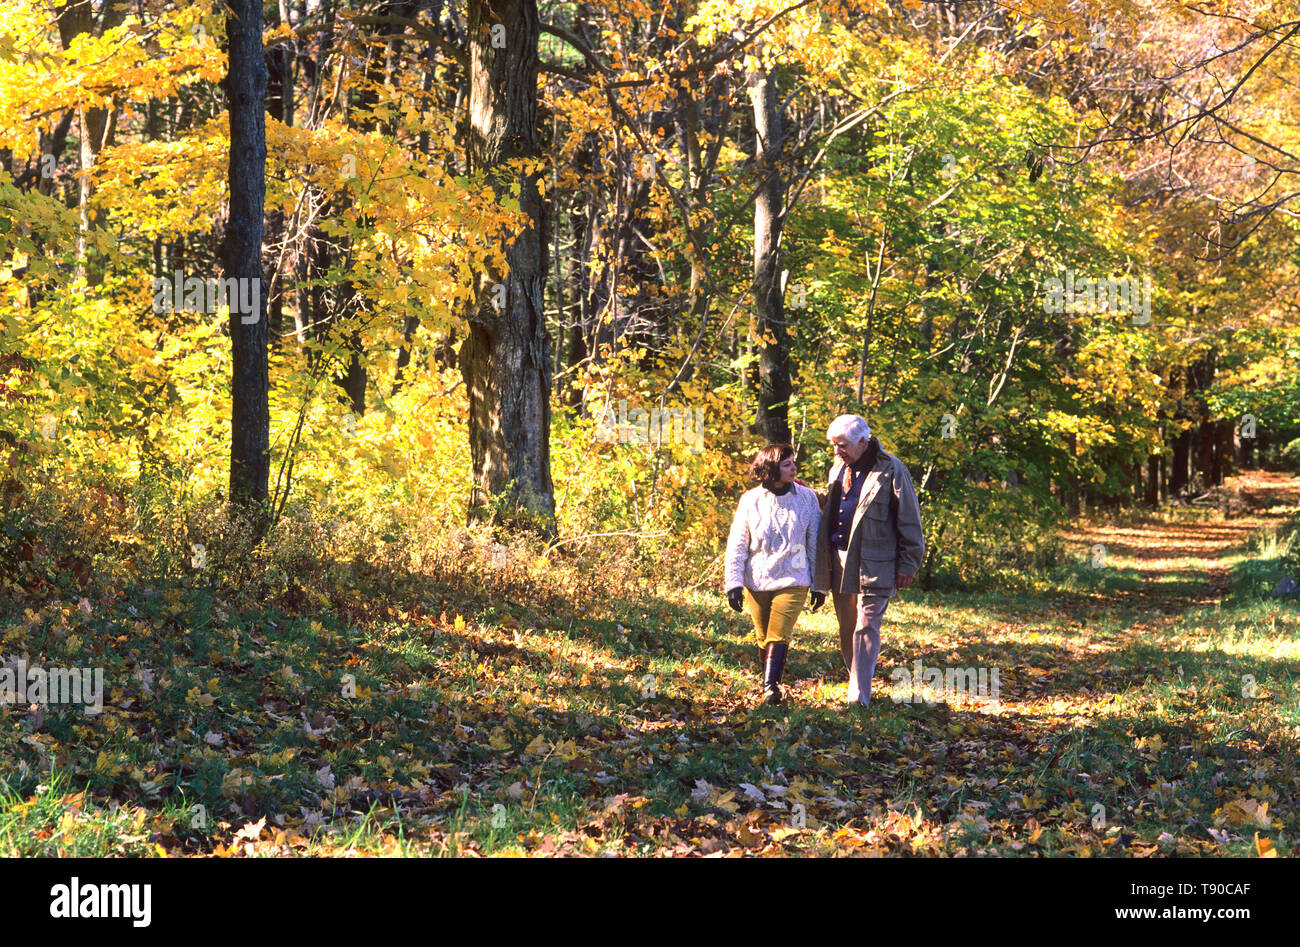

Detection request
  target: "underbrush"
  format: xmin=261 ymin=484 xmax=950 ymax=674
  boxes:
xmin=918 ymin=485 xmax=1068 ymax=592
xmin=1230 ymin=512 xmax=1300 ymax=599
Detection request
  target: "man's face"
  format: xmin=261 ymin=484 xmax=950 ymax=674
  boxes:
xmin=831 ymin=434 xmax=868 ymax=465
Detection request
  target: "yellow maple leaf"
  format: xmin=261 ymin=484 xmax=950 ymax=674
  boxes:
xmin=220 ymin=768 xmax=254 ymax=798
xmin=1214 ymin=798 xmax=1270 ymax=828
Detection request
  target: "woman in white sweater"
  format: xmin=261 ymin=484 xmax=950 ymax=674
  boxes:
xmin=724 ymin=444 xmax=825 ymax=705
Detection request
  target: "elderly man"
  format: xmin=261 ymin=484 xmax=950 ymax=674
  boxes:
xmin=813 ymin=415 xmax=925 ymax=707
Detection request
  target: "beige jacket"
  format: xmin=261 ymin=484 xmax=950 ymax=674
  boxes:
xmin=813 ymin=448 xmax=925 ymax=596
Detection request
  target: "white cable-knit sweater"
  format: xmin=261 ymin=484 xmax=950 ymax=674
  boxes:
xmin=723 ymin=484 xmax=821 ymax=592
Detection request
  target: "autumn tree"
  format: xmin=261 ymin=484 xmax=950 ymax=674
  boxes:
xmin=224 ymin=0 xmax=269 ymax=505
xmin=462 ymin=0 xmax=556 ymax=532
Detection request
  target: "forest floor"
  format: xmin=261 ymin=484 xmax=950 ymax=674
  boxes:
xmin=2 ymin=472 xmax=1298 ymax=856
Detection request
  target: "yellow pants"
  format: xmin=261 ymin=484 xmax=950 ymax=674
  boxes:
xmin=743 ymin=586 xmax=808 ymax=647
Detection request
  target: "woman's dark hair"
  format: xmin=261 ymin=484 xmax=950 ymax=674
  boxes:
xmin=750 ymin=443 xmax=795 ymax=488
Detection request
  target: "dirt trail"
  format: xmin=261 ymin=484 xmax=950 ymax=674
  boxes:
xmin=1061 ymin=470 xmax=1300 ymax=606
xmin=1003 ymin=469 xmax=1300 ymax=711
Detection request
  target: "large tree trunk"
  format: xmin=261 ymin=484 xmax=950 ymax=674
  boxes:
xmin=461 ymin=0 xmax=555 ymax=533
xmin=749 ymin=66 xmax=791 ymax=444
xmin=224 ymin=0 xmax=270 ymax=505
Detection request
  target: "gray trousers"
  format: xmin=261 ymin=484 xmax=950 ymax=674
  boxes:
xmin=830 ymin=548 xmax=891 ymax=705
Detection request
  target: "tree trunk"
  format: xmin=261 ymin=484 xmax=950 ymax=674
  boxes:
xmin=1064 ymin=432 xmax=1080 ymax=517
xmin=1170 ymin=428 xmax=1190 ymax=496
xmin=57 ymin=0 xmax=127 ymax=284
xmin=264 ymin=0 xmax=293 ymax=349
xmin=919 ymin=222 xmax=944 ymax=354
xmin=392 ymin=315 xmax=421 ymax=395
xmin=1214 ymin=418 xmax=1234 ymax=485
xmin=671 ymin=76 xmax=721 ymax=398
xmin=1188 ymin=349 xmax=1216 ymax=491
xmin=1236 ymin=418 xmax=1254 ymax=468
xmin=461 ymin=0 xmax=555 ymax=533
xmin=1197 ymin=419 xmax=1216 ymax=487
xmin=749 ymin=66 xmax=790 ymax=444
xmin=224 ymin=0 xmax=270 ymax=505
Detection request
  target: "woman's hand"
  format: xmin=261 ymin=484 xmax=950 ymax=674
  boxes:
xmin=809 ymin=590 xmax=826 ymax=612
xmin=727 ymin=588 xmax=744 ymax=612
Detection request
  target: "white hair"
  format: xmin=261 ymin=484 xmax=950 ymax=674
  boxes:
xmin=827 ymin=414 xmax=870 ymax=444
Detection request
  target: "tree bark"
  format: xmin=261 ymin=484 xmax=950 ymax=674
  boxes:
xmin=1213 ymin=418 xmax=1234 ymax=485
xmin=461 ymin=0 xmax=555 ymax=533
xmin=224 ymin=0 xmax=270 ymax=505
xmin=749 ymin=66 xmax=791 ymax=444
xmin=1170 ymin=428 xmax=1190 ymax=496
xmin=1145 ymin=452 xmax=1160 ymax=507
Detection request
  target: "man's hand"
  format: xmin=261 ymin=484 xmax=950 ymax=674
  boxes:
xmin=896 ymin=573 xmax=915 ymax=589
xmin=727 ymin=587 xmax=744 ymax=612
xmin=792 ymin=477 xmax=811 ymax=488
xmin=809 ymin=590 xmax=826 ymax=613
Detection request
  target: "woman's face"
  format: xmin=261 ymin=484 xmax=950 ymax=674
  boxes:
xmin=778 ymin=455 xmax=798 ymax=484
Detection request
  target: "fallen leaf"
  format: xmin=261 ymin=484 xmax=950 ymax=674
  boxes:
xmin=234 ymin=816 xmax=266 ymax=843
xmin=1214 ymin=798 xmax=1270 ymax=828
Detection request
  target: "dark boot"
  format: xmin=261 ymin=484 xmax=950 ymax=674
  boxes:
xmin=762 ymin=643 xmax=789 ymax=705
